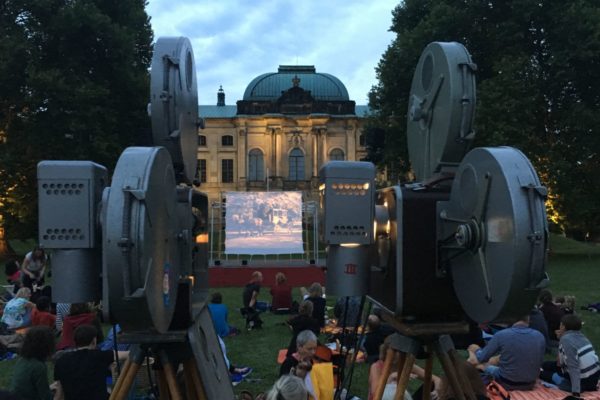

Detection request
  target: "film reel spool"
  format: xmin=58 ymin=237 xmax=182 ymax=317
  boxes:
xmin=407 ymin=42 xmax=476 ymax=182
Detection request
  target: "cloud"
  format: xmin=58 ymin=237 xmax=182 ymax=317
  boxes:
xmin=147 ymin=0 xmax=397 ymax=105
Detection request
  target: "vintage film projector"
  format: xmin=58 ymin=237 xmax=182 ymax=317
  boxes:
xmin=320 ymin=42 xmax=549 ymax=399
xmin=38 ymin=37 xmax=234 ymax=399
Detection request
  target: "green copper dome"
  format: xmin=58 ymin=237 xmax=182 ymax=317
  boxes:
xmin=243 ymin=65 xmax=350 ymax=101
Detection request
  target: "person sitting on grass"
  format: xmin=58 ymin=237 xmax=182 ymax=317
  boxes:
xmin=217 ymin=336 xmax=252 ymax=386
xmin=467 ymin=315 xmax=545 ymax=390
xmin=208 ymin=292 xmax=238 ymax=337
xmin=1 ymin=287 xmax=34 ymax=330
xmin=54 ymin=324 xmax=128 ymax=400
xmin=266 ymin=374 xmax=307 ymax=400
xmin=242 ymin=271 xmax=263 ymax=330
xmin=540 ymin=314 xmax=600 ymax=396
xmin=9 ymin=326 xmax=56 ymax=400
xmin=302 ymin=283 xmax=326 ymax=328
xmin=31 ymin=296 xmax=56 ymax=329
xmin=57 ymin=303 xmax=103 ymax=351
xmin=280 ymin=330 xmax=318 ymax=376
xmin=270 ymin=272 xmax=293 ymax=314
xmin=286 ymin=300 xmax=320 ymax=357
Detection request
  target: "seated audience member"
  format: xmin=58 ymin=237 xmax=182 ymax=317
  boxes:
xmin=467 ymin=315 xmax=545 ymax=390
xmin=266 ymin=375 xmax=308 ymax=400
xmin=31 ymin=296 xmax=56 ymax=329
xmin=57 ymin=303 xmax=103 ymax=351
xmin=281 ymin=330 xmax=333 ymax=400
xmin=270 ymin=272 xmax=293 ymax=313
xmin=55 ymin=302 xmax=71 ymax=333
xmin=556 ymin=295 xmax=576 ymax=315
xmin=208 ymin=292 xmax=237 ymax=337
xmin=528 ymin=306 xmax=549 ymax=350
xmin=363 ymin=315 xmax=393 ymax=364
xmin=98 ymin=324 xmax=130 ymax=352
xmin=539 ymin=289 xmax=565 ymax=342
xmin=9 ymin=326 xmax=55 ymax=400
xmin=242 ymin=271 xmax=263 ymax=330
xmin=305 ymin=282 xmax=326 ymax=328
xmin=217 ymin=336 xmax=252 ymax=385
xmin=540 ymin=314 xmax=600 ymax=395
xmin=4 ymin=260 xmax=21 ymax=290
xmin=1 ymin=287 xmax=34 ymax=330
xmin=333 ymin=296 xmax=362 ymax=327
xmin=21 ymin=246 xmax=48 ymax=290
xmin=54 ymin=324 xmax=124 ymax=400
xmin=280 ymin=330 xmax=318 ymax=376
xmin=411 ymin=359 xmax=487 ymax=400
xmin=368 ymin=339 xmax=417 ymax=400
xmin=286 ymin=300 xmax=320 ymax=356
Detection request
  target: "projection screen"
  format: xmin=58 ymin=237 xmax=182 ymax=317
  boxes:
xmin=224 ymin=191 xmax=304 ymax=255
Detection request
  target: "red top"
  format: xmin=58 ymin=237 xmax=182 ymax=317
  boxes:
xmin=57 ymin=312 xmax=97 ymax=350
xmin=31 ymin=309 xmax=56 ymax=328
xmin=270 ymin=284 xmax=292 ymax=310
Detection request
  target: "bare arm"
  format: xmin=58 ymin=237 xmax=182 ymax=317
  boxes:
xmin=249 ymin=290 xmax=258 ymax=308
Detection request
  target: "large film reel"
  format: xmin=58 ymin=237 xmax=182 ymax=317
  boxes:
xmin=407 ymin=42 xmax=476 ymax=182
xmin=438 ymin=147 xmax=548 ymax=322
xmin=103 ymin=147 xmax=181 ymax=333
xmin=150 ymin=37 xmax=199 ymax=184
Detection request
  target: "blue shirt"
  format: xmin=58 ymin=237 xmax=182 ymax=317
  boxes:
xmin=476 ymin=324 xmax=545 ymax=383
xmin=208 ymin=303 xmax=230 ymax=337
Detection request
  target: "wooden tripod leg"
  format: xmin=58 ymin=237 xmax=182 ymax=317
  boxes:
xmin=449 ymin=349 xmax=476 ymax=400
xmin=109 ymin=358 xmax=131 ymax=400
xmin=184 ymin=359 xmax=207 ymax=400
xmin=156 ymin=369 xmax=171 ymax=400
xmin=110 ymin=359 xmax=142 ymax=400
xmin=373 ymin=348 xmax=397 ymax=400
xmin=162 ymin=360 xmax=183 ymax=400
xmin=183 ymin=367 xmax=195 ymax=400
xmin=394 ymin=353 xmax=415 ymax=400
xmin=435 ymin=348 xmax=466 ymax=400
xmin=422 ymin=351 xmax=434 ymax=400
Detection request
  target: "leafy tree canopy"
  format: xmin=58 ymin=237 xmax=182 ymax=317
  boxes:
xmin=367 ymin=0 xmax=600 ymax=238
xmin=0 ymin=0 xmax=153 ymax=238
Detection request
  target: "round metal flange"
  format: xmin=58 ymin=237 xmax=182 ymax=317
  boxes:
xmin=439 ymin=147 xmax=548 ymax=323
xmin=407 ymin=42 xmax=476 ymax=181
xmin=150 ymin=37 xmax=198 ymax=184
xmin=103 ymin=147 xmax=181 ymax=333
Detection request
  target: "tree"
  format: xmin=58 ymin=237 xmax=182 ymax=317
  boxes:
xmin=367 ymin=0 xmax=600 ymax=238
xmin=0 ymin=0 xmax=153 ymax=239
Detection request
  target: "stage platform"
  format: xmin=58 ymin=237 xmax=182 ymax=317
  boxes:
xmin=208 ymin=264 xmax=326 ymax=287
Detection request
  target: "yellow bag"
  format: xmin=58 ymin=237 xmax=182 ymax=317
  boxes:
xmin=309 ymin=362 xmax=334 ymax=400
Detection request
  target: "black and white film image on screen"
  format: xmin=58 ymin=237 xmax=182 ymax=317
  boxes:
xmin=224 ymin=191 xmax=304 ymax=255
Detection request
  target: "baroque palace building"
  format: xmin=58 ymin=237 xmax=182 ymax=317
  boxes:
xmin=196 ymin=65 xmax=369 ymax=205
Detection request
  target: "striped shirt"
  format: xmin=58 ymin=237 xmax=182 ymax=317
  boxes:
xmin=559 ymin=330 xmax=600 ymax=393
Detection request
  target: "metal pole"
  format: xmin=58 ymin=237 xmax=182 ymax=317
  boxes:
xmin=210 ymin=202 xmax=214 ymax=265
xmin=314 ymin=202 xmax=318 ymax=263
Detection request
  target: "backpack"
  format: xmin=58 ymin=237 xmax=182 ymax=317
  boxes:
xmin=486 ymin=381 xmax=510 ymax=400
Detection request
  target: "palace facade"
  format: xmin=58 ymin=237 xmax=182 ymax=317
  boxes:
xmin=196 ymin=65 xmax=369 ymax=205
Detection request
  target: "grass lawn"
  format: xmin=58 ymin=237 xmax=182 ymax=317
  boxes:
xmin=0 ymin=234 xmax=599 ymax=398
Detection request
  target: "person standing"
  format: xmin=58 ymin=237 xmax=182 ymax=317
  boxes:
xmin=21 ymin=246 xmax=48 ymax=290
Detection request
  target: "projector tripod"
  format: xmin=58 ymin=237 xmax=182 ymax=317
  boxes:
xmin=109 ymin=338 xmax=207 ymax=400
xmin=372 ymin=332 xmax=477 ymax=400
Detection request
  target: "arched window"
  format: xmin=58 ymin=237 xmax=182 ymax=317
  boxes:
xmin=329 ymin=148 xmax=345 ymax=161
xmin=221 ymin=135 xmax=233 ymax=146
xmin=288 ymin=148 xmax=305 ymax=181
xmin=248 ymin=149 xmax=264 ymax=181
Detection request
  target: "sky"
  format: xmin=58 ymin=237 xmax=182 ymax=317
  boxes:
xmin=146 ymin=0 xmax=398 ymax=106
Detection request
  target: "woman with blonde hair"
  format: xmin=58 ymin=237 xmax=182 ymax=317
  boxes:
xmin=266 ymin=375 xmax=307 ymax=400
xmin=1 ymin=287 xmax=34 ymax=329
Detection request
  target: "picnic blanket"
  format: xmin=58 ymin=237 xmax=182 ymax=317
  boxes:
xmin=510 ymin=382 xmax=600 ymax=400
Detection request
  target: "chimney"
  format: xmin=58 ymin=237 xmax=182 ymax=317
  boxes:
xmin=217 ymin=85 xmax=225 ymax=106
